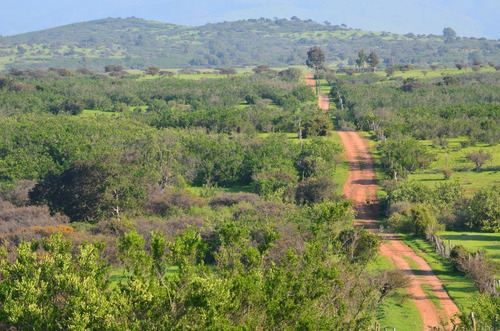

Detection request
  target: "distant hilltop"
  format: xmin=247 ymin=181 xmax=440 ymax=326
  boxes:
xmin=1 ymin=17 xmax=499 ymax=71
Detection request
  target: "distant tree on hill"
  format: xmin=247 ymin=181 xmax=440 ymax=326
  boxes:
xmin=430 ymin=64 xmax=439 ymax=71
xmin=76 ymin=67 xmax=92 ymax=75
xmin=442 ymin=75 xmax=461 ymax=86
xmin=355 ymin=49 xmax=366 ymax=69
xmin=253 ymin=65 xmax=271 ymax=74
xmin=367 ymin=51 xmax=379 ymax=71
xmin=105 ymin=64 xmax=123 ymax=73
xmin=472 ymin=59 xmax=483 ymax=66
xmin=306 ymin=46 xmax=325 ymax=72
xmin=472 ymin=65 xmax=481 ymax=72
xmin=384 ymin=66 xmax=396 ymax=76
xmin=306 ymin=46 xmax=326 ymax=93
xmin=144 ymin=66 xmax=160 ymax=75
xmin=455 ymin=63 xmax=468 ymax=70
xmin=443 ymin=27 xmax=457 ymax=43
xmin=219 ymin=67 xmax=237 ymax=76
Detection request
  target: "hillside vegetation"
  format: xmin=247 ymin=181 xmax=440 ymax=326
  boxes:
xmin=2 ymin=17 xmax=500 ymax=70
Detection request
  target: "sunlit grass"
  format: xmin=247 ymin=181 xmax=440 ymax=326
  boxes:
xmin=402 ymin=234 xmax=477 ymax=311
xmin=369 ymin=254 xmax=423 ymax=331
xmin=79 ymin=109 xmax=118 ymax=117
xmin=437 ymin=231 xmax=500 ymax=269
xmin=409 ymin=138 xmax=500 ymax=195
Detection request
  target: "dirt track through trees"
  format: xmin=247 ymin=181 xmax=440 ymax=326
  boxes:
xmin=305 ymin=74 xmax=459 ymax=330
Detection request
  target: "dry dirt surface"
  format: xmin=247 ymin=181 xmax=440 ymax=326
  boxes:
xmin=304 ymin=74 xmax=329 ymax=111
xmin=305 ymin=75 xmax=460 ymax=330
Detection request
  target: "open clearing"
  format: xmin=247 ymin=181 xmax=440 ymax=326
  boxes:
xmin=409 ymin=137 xmax=500 ymax=195
xmin=437 ymin=231 xmax=500 ymax=269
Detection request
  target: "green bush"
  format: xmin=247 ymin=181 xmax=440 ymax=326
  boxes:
xmin=302 ymin=114 xmax=333 ymax=138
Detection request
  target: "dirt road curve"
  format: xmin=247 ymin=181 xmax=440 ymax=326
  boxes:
xmin=305 ymin=74 xmax=459 ymax=330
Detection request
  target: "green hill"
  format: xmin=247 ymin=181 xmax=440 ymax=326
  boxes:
xmin=1 ymin=17 xmax=500 ymax=71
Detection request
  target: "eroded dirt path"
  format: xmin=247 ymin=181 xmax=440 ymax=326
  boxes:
xmin=306 ymin=75 xmax=459 ymax=330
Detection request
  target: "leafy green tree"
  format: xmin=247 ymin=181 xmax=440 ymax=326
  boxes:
xmin=355 ymin=49 xmax=366 ymax=69
xmin=29 ymin=158 xmax=148 ymax=222
xmin=0 ymin=234 xmax=117 ymax=330
xmin=306 ymin=45 xmax=325 ymax=72
xmin=464 ymin=186 xmax=500 ymax=232
xmin=466 ymin=150 xmax=492 ymax=171
xmin=219 ymin=67 xmax=237 ymax=76
xmin=379 ymin=135 xmax=434 ymax=180
xmin=409 ymin=204 xmax=437 ymax=236
xmin=294 ymin=176 xmax=337 ymax=205
xmin=306 ymin=45 xmax=326 ymax=93
xmin=144 ymin=66 xmax=160 ymax=75
xmin=443 ymin=27 xmax=457 ymax=43
xmin=367 ymin=51 xmax=380 ymax=71
xmin=384 ymin=66 xmax=396 ymax=76
xmin=302 ymin=114 xmax=333 ymax=138
xmin=29 ymin=160 xmax=111 ymax=222
xmin=458 ymin=295 xmax=500 ymax=329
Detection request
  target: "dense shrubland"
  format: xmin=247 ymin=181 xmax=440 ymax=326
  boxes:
xmin=0 ymin=71 xmax=412 ymax=328
xmin=332 ymin=72 xmax=500 ymax=145
xmin=0 ymin=68 xmax=317 ymax=133
xmin=3 ymin=17 xmax=500 ymax=70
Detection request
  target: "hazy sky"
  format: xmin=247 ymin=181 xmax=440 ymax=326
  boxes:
xmin=1 ymin=0 xmax=499 ymax=39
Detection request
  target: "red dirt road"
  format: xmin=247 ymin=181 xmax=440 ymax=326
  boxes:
xmin=306 ymin=75 xmax=459 ymax=330
xmin=304 ymin=74 xmax=329 ymax=111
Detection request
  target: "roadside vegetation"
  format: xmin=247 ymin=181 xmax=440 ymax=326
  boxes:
xmin=330 ymin=67 xmax=500 ymax=328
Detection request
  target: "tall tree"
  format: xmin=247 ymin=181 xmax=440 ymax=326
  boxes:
xmin=443 ymin=27 xmax=457 ymax=43
xmin=306 ymin=46 xmax=326 ymax=94
xmin=355 ymin=49 xmax=366 ymax=70
xmin=367 ymin=51 xmax=380 ymax=71
xmin=306 ymin=46 xmax=325 ymax=72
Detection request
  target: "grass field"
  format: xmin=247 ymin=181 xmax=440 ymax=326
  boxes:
xmin=369 ymin=254 xmax=423 ymax=331
xmin=409 ymin=138 xmax=500 ymax=195
xmin=79 ymin=109 xmax=118 ymax=117
xmin=357 ymin=132 xmax=500 ymax=196
xmin=437 ymin=231 xmax=500 ymax=267
xmin=402 ymin=234 xmax=477 ymax=311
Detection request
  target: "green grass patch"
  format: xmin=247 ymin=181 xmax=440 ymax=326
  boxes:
xmin=437 ymin=231 xmax=500 ymax=267
xmin=330 ymin=131 xmax=350 ymax=195
xmin=402 ymin=234 xmax=477 ymax=311
xmin=402 ymin=255 xmax=420 ymax=271
xmin=409 ymin=138 xmax=500 ymax=195
xmin=369 ymin=255 xmax=423 ymax=331
xmin=79 ymin=109 xmax=118 ymax=117
xmin=421 ymin=284 xmax=443 ymax=311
